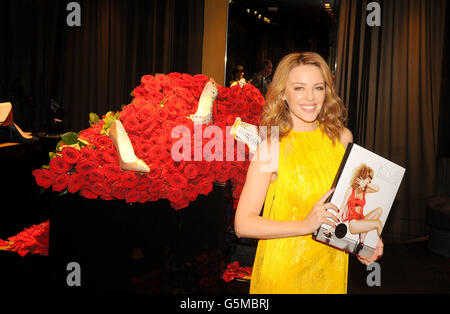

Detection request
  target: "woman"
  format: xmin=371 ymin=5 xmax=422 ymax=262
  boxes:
xmin=234 ymin=52 xmax=383 ymax=294
xmin=338 ymin=164 xmax=383 ymax=252
xmin=229 ymin=65 xmax=247 ymax=87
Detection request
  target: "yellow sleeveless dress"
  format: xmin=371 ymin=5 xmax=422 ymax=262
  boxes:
xmin=250 ymin=127 xmax=348 ymax=294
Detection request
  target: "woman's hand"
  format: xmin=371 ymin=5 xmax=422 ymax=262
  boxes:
xmin=355 ymin=176 xmax=368 ymax=189
xmin=357 ymin=238 xmax=384 ymax=266
xmin=300 ymin=188 xmax=340 ymax=235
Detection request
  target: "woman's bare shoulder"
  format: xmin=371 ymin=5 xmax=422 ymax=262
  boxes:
xmin=339 ymin=127 xmax=353 ymax=149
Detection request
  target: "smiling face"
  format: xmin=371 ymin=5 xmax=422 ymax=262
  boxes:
xmin=281 ymin=64 xmax=326 ymax=131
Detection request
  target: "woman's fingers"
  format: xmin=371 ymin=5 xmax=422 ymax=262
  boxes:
xmin=323 ymin=202 xmax=340 ymax=213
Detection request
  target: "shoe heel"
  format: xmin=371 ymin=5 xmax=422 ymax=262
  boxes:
xmin=109 ymin=120 xmax=149 ymax=173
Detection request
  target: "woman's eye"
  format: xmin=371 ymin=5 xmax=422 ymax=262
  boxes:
xmin=316 ymin=86 xmax=324 ymax=90
xmin=294 ymin=87 xmax=304 ymax=91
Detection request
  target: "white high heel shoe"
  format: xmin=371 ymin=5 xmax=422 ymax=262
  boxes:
xmin=188 ymin=79 xmax=218 ymax=125
xmin=108 ymin=120 xmax=150 ymax=173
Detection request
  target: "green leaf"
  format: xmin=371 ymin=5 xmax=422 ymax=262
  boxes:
xmin=49 ymin=152 xmax=56 ymax=160
xmin=89 ymin=113 xmax=99 ymax=126
xmin=55 ymin=140 xmax=63 ymax=151
xmin=61 ymin=132 xmax=79 ymax=145
xmin=58 ymin=189 xmax=69 ymax=197
xmin=77 ymin=140 xmax=87 ymax=148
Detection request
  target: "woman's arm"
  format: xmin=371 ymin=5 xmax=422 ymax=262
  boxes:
xmin=365 ymin=183 xmax=380 ymax=193
xmin=234 ymin=141 xmax=339 ymax=240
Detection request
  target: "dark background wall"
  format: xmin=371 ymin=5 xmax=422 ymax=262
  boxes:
xmin=0 ymin=0 xmax=204 ymax=133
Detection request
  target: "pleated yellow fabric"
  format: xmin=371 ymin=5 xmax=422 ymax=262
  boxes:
xmin=250 ymin=127 xmax=348 ymax=294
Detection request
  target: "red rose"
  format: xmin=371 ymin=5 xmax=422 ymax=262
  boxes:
xmin=137 ymin=107 xmax=154 ymax=123
xmin=52 ymin=173 xmax=69 ymax=192
xmin=125 ymin=190 xmax=140 ymax=203
xmin=172 ymin=160 xmax=186 ymax=172
xmin=198 ymin=179 xmax=213 ymax=196
xmin=232 ymin=184 xmax=244 ymax=199
xmin=49 ymin=156 xmax=71 ymax=174
xmin=149 ymin=179 xmax=166 ymax=195
xmin=136 ymin=142 xmax=152 ymax=159
xmin=88 ymin=169 xmax=104 ymax=183
xmin=133 ymin=85 xmax=148 ymax=98
xmin=148 ymin=164 xmax=162 ymax=180
xmin=32 ymin=169 xmax=56 ymax=189
xmin=155 ymin=106 xmax=169 ymax=122
xmin=90 ymin=180 xmax=107 ymax=196
xmin=120 ymin=104 xmax=138 ymax=120
xmin=157 ymin=136 xmax=174 ymax=150
xmin=162 ymin=120 xmax=177 ymax=134
xmin=141 ymin=120 xmax=158 ymax=134
xmin=183 ymin=184 xmax=199 ymax=201
xmin=80 ymin=187 xmax=98 ymax=199
xmin=79 ymin=147 xmax=97 ymax=161
xmin=182 ymin=163 xmax=198 ymax=180
xmin=167 ymin=171 xmax=188 ymax=189
xmin=98 ymin=149 xmax=118 ymax=164
xmin=120 ymin=172 xmax=139 ymax=188
xmin=167 ymin=72 xmax=182 ymax=80
xmin=111 ymin=184 xmax=127 ymax=200
xmin=217 ymin=87 xmax=231 ymax=101
xmin=140 ymin=74 xmax=154 ymax=87
xmin=100 ymin=164 xmax=121 ymax=182
xmin=122 ymin=116 xmax=141 ymax=134
xmin=132 ymin=97 xmax=147 ymax=107
xmin=135 ymin=175 xmax=151 ymax=191
xmin=171 ymin=200 xmax=190 ymax=210
xmin=61 ymin=147 xmax=81 ymax=164
xmin=143 ymin=80 xmax=161 ymax=95
xmin=167 ymin=187 xmax=183 ymax=203
xmin=149 ymin=145 xmax=169 ymax=161
xmin=68 ymin=173 xmax=86 ymax=193
xmin=155 ymin=74 xmax=171 ymax=88
xmin=197 ymin=161 xmax=211 ymax=175
xmin=93 ymin=135 xmax=112 ymax=149
xmin=215 ymin=168 xmax=229 ymax=183
xmin=75 ymin=159 xmax=98 ymax=175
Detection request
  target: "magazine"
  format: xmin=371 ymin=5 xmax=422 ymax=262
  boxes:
xmin=312 ymin=143 xmax=405 ymax=258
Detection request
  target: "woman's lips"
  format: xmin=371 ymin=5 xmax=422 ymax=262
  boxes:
xmin=299 ymin=104 xmax=316 ymax=113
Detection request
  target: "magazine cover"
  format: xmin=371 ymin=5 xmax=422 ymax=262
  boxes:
xmin=312 ymin=143 xmax=406 ymax=258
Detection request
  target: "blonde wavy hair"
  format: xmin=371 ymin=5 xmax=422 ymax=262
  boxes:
xmin=260 ymin=52 xmax=347 ymax=143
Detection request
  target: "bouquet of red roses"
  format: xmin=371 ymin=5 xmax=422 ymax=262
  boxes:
xmin=32 ymin=73 xmax=265 ymax=210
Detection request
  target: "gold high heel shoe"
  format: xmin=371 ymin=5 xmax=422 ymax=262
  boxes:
xmin=0 ymin=102 xmax=13 ymax=126
xmin=108 ymin=120 xmax=150 ymax=173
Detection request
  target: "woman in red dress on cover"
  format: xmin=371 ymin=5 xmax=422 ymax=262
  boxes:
xmin=339 ymin=164 xmax=383 ymax=250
